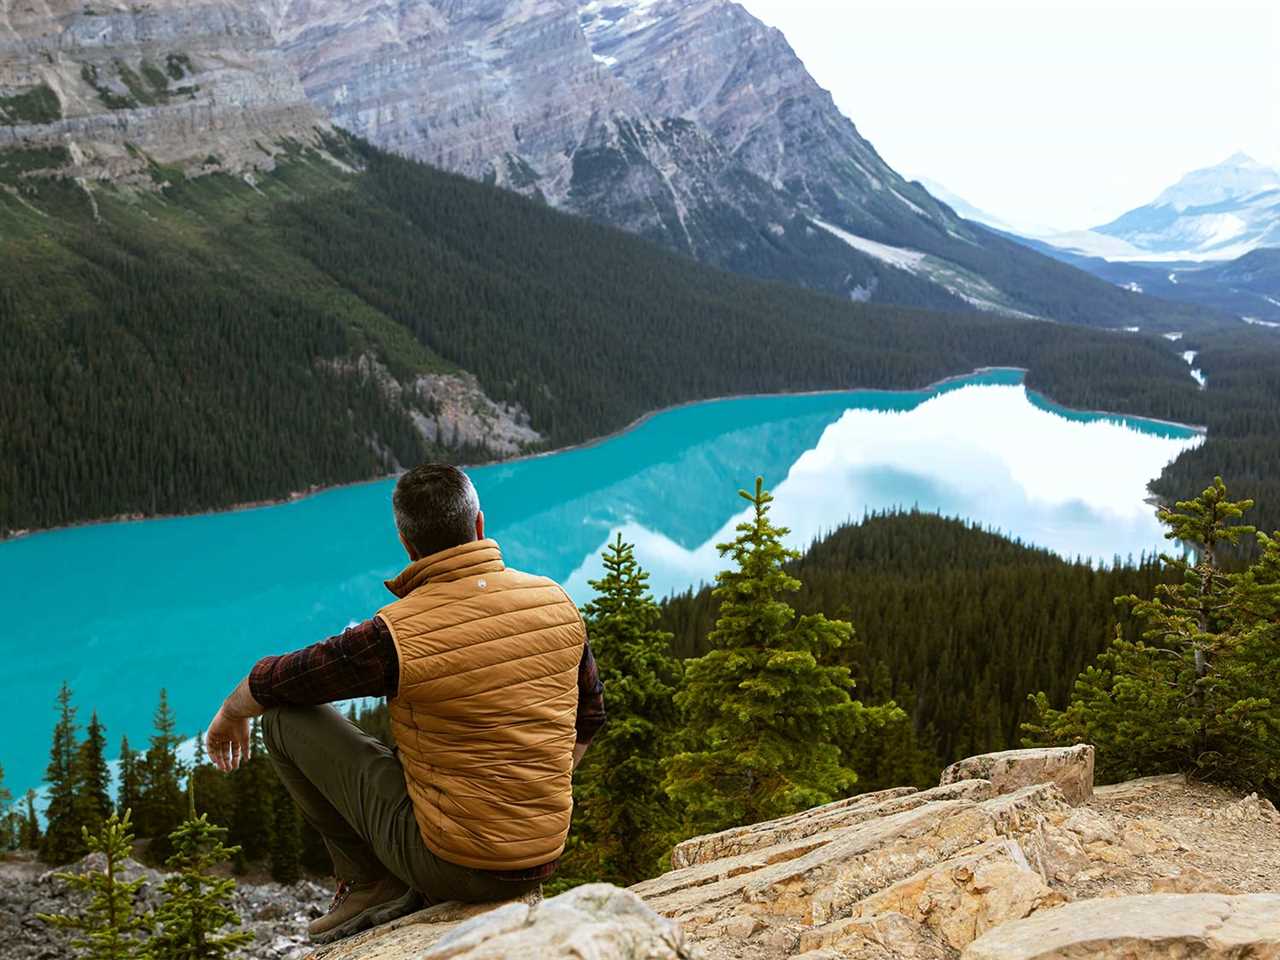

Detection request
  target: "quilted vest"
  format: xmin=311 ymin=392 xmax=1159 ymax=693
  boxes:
xmin=377 ymin=539 xmax=585 ymax=870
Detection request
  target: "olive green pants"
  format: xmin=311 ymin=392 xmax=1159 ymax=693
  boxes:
xmin=260 ymin=704 xmax=541 ymax=903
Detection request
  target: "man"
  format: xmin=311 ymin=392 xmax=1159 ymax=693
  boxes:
xmin=205 ymin=464 xmax=606 ymax=944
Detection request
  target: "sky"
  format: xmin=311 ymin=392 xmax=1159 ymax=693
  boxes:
xmin=737 ymin=0 xmax=1280 ymax=232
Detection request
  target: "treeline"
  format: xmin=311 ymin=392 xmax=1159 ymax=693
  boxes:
xmin=661 ymin=510 xmax=1172 ymax=767
xmin=8 ymin=680 xmax=384 ymax=884
xmin=0 ymin=132 xmax=1223 ymax=536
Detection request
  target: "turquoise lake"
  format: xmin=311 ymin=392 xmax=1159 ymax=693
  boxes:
xmin=0 ymin=369 xmax=1202 ymax=791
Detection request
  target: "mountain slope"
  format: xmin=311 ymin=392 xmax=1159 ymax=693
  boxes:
xmin=256 ymin=0 xmax=1219 ymax=329
xmin=1 ymin=130 xmax=1215 ymax=535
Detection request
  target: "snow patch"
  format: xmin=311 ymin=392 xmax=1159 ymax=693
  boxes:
xmin=1168 ymin=272 xmax=1179 ymax=285
xmin=1242 ymin=316 xmax=1280 ymax=329
xmin=812 ymin=218 xmax=927 ymax=272
xmin=1182 ymin=350 xmax=1207 ymax=389
xmin=1121 ymin=282 xmax=1143 ymax=294
xmin=1163 ymin=332 xmax=1184 ymax=341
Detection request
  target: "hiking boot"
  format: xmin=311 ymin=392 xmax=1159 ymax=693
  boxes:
xmin=308 ymin=875 xmax=422 ymax=944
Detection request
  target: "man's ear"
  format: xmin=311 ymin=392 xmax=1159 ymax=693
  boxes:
xmin=399 ymin=530 xmax=419 ymax=561
xmin=475 ymin=511 xmax=486 ymax=541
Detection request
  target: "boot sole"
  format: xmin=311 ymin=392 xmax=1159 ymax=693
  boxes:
xmin=309 ymin=887 xmax=424 ymax=945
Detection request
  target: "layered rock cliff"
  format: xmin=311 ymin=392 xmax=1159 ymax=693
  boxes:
xmin=243 ymin=0 xmax=1212 ymax=327
xmin=308 ymin=746 xmax=1280 ymax=960
xmin=0 ymin=0 xmax=330 ymax=183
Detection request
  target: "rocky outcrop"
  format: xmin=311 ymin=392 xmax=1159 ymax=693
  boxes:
xmin=323 ymin=354 xmax=543 ymax=459
xmin=940 ymin=746 xmax=1095 ymax=805
xmin=963 ymin=893 xmax=1280 ymax=959
xmin=299 ymin=746 xmax=1280 ymax=960
xmin=0 ymin=0 xmax=332 ymax=184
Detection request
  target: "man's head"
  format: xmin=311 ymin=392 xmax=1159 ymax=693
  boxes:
xmin=392 ymin=464 xmax=484 ymax=561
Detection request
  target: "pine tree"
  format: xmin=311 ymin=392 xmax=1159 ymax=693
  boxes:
xmin=21 ymin=790 xmax=43 ymax=851
xmin=139 ymin=690 xmax=186 ymax=859
xmin=37 ymin=810 xmax=151 ymax=960
xmin=117 ymin=737 xmax=144 ymax=821
xmin=665 ymin=478 xmax=858 ymax=834
xmin=569 ymin=535 xmax=682 ymax=885
xmin=269 ymin=784 xmax=303 ymax=885
xmin=189 ymin=736 xmax=234 ymax=834
xmin=149 ymin=786 xmax=252 ymax=960
xmin=1026 ymin=478 xmax=1280 ymax=797
xmin=42 ymin=681 xmax=87 ymax=864
xmin=229 ymin=722 xmax=274 ymax=868
xmin=77 ymin=712 xmax=114 ymax=836
xmin=0 ymin=763 xmax=12 ymax=851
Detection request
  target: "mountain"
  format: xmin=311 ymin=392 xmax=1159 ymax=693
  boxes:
xmin=253 ymin=0 xmax=1218 ymax=329
xmin=0 ymin=0 xmax=330 ymax=181
xmin=1039 ymin=154 xmax=1280 ymax=263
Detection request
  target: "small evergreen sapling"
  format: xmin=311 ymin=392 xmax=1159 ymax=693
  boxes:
xmin=38 ymin=810 xmax=151 ymax=960
xmin=665 ymin=478 xmax=858 ymax=834
xmin=150 ymin=787 xmax=253 ymax=960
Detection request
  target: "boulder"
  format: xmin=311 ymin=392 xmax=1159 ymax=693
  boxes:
xmin=940 ymin=746 xmax=1095 ymax=805
xmin=962 ymin=893 xmax=1280 ymax=959
xmin=417 ymin=885 xmax=690 ymax=960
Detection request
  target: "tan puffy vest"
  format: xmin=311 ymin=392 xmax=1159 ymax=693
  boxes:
xmin=377 ymin=539 xmax=586 ymax=871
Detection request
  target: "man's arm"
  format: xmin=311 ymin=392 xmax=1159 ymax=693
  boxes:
xmin=205 ymin=618 xmax=399 ymax=772
xmin=573 ymin=638 xmax=607 ymax=771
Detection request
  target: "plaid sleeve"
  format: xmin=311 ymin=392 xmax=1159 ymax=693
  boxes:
xmin=249 ymin=617 xmax=399 ymax=708
xmin=575 ymin=638 xmax=607 ymax=745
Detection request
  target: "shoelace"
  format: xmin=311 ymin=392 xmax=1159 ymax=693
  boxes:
xmin=328 ymin=880 xmax=352 ymax=913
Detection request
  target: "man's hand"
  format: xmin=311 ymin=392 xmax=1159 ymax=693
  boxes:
xmin=206 ymin=676 xmax=265 ymax=772
xmin=206 ymin=707 xmax=251 ymax=772
xmin=572 ymin=741 xmax=589 ymax=771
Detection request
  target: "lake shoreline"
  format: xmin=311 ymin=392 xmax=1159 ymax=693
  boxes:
xmin=0 ymin=366 xmax=1207 ymax=544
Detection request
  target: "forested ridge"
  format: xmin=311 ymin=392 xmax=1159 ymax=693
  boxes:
xmin=661 ymin=511 xmax=1172 ymax=769
xmin=2 ymin=133 xmax=1280 ymax=535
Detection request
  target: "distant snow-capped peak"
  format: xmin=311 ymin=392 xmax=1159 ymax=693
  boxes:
xmin=1150 ymin=152 xmax=1280 ymax=213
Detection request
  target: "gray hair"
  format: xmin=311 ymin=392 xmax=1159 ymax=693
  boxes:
xmin=392 ymin=464 xmax=481 ymax=558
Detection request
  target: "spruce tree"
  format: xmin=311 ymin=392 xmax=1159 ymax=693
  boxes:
xmin=570 ymin=535 xmax=682 ymax=884
xmin=117 ymin=737 xmax=144 ymax=821
xmin=43 ymin=681 xmax=87 ymax=864
xmin=0 ymin=764 xmax=12 ymax=851
xmin=229 ymin=722 xmax=274 ymax=867
xmin=77 ymin=712 xmax=114 ymax=836
xmin=189 ymin=737 xmax=234 ymax=834
xmin=269 ymin=784 xmax=303 ymax=885
xmin=1027 ymin=478 xmax=1280 ymax=797
xmin=139 ymin=690 xmax=186 ymax=858
xmin=38 ymin=810 xmax=151 ymax=960
xmin=21 ymin=789 xmax=43 ymax=851
xmin=150 ymin=788 xmax=253 ymax=960
xmin=665 ymin=478 xmax=858 ymax=834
